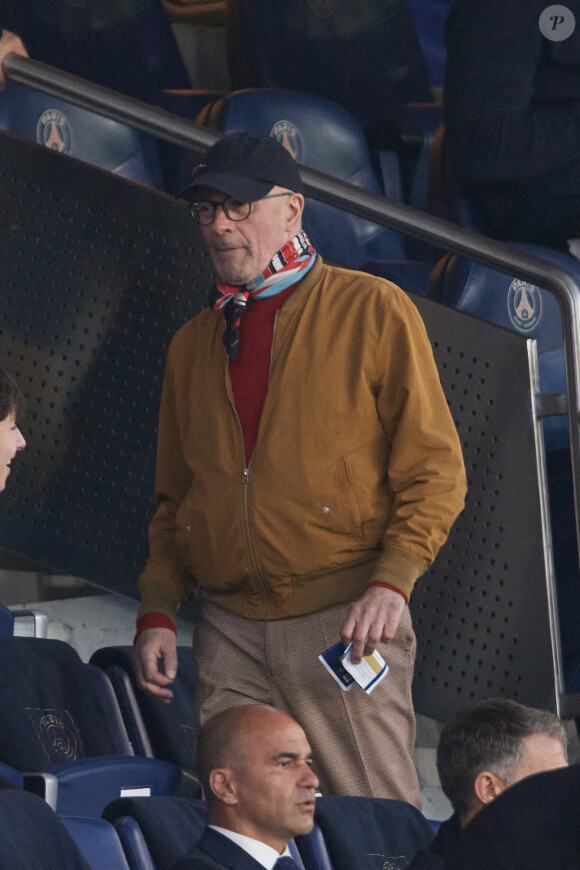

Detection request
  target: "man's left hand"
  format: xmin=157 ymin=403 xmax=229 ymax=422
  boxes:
xmin=340 ymin=586 xmax=405 ymax=664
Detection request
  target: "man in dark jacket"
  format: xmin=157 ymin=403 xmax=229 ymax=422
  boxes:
xmin=409 ymin=698 xmax=568 ymax=869
xmin=444 ymin=0 xmax=580 ymax=251
xmin=447 ymin=763 xmax=580 ymax=870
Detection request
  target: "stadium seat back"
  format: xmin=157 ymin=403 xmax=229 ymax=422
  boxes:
xmin=89 ymin=646 xmax=198 ymax=779
xmin=0 ymin=81 xmax=164 ymax=188
xmin=197 ymin=88 xmax=406 ymax=268
xmin=0 ymin=790 xmax=91 ymax=870
xmin=428 ymin=243 xmax=577 ymax=452
xmin=104 ymin=795 xmax=308 ymax=870
xmin=60 ymin=817 xmax=131 ymax=870
xmin=0 ymin=637 xmax=185 ymax=816
xmin=103 ymin=796 xmax=208 ymax=870
xmin=0 ymin=637 xmax=122 ymax=771
xmin=313 ymin=795 xmax=434 ymax=870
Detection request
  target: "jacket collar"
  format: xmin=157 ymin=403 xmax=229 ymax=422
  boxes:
xmin=199 ymin=827 xmax=269 ymax=870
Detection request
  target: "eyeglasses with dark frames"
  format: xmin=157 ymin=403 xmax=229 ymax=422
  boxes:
xmin=190 ymin=192 xmax=293 ymax=225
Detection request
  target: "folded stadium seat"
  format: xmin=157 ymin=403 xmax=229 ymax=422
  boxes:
xmin=0 ymin=790 xmax=91 ymax=870
xmin=310 ymin=795 xmax=434 ymax=870
xmin=60 ymin=817 xmax=131 ymax=870
xmin=0 ymin=81 xmax=164 ymax=189
xmin=225 ymin=0 xmax=432 ymax=132
xmin=196 ymin=87 xmax=432 ymax=293
xmin=0 ymin=637 xmax=186 ymax=817
xmin=89 ymin=645 xmax=200 ymax=794
xmin=103 ymin=795 xmax=313 ymax=870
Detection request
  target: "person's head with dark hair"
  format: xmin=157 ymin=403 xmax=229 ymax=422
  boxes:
xmin=0 ymin=364 xmax=25 ymax=492
xmin=196 ymin=704 xmax=318 ymax=852
xmin=0 ymin=363 xmax=22 ymax=422
xmin=437 ymin=698 xmax=568 ymax=828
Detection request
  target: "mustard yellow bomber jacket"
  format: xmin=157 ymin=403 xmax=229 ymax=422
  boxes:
xmin=138 ymin=258 xmax=466 ymax=622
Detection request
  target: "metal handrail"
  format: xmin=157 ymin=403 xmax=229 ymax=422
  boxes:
xmin=4 ymin=53 xmax=580 ymax=576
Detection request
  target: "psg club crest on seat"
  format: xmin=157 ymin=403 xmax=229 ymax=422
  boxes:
xmin=507 ymin=278 xmax=542 ymax=332
xmin=36 ymin=110 xmax=72 ymax=154
xmin=270 ymin=120 xmax=303 ymax=164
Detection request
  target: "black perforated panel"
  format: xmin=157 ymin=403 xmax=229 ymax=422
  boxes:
xmin=0 ymin=131 xmax=214 ymax=596
xmin=412 ymin=297 xmax=557 ymax=719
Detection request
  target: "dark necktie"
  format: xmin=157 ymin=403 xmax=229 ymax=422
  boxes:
xmin=273 ymin=858 xmax=301 ymax=870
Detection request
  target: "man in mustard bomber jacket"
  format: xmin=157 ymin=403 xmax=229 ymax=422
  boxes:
xmin=133 ymin=133 xmax=467 ymax=806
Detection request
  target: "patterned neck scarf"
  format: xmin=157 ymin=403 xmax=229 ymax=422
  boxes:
xmin=208 ymin=230 xmax=316 ymax=360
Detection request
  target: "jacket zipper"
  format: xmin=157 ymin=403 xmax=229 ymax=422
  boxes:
xmin=226 ymin=361 xmax=274 ymax=614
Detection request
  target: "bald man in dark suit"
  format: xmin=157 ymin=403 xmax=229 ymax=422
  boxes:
xmin=169 ymin=705 xmax=318 ymax=870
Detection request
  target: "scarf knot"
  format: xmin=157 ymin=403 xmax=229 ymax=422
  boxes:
xmin=208 ymin=231 xmax=316 ymax=359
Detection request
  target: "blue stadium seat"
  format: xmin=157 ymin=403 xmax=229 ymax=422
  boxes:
xmin=0 ymin=789 xmax=91 ymax=870
xmin=196 ymin=87 xmax=407 ymax=269
xmin=0 ymin=81 xmax=164 ymax=189
xmin=0 ymin=637 xmax=184 ymax=816
xmin=311 ymin=796 xmax=434 ymax=870
xmin=60 ymin=817 xmax=131 ymax=870
xmin=0 ymin=604 xmax=14 ymax=636
xmin=89 ymin=645 xmax=200 ymax=792
xmin=103 ymin=797 xmax=208 ymax=870
xmin=104 ymin=796 xmax=310 ymax=870
xmin=107 ymin=815 xmax=156 ymax=870
xmin=428 ymin=244 xmax=577 ymax=453
xmin=225 ymin=0 xmax=432 ymax=130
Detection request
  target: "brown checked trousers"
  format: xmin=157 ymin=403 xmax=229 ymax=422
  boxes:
xmin=192 ymin=599 xmax=421 ymax=806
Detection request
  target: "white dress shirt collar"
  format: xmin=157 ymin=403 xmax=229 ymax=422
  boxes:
xmin=209 ymin=826 xmax=292 ymax=870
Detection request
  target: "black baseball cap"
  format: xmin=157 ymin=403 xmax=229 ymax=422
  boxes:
xmin=178 ymin=132 xmax=303 ymax=202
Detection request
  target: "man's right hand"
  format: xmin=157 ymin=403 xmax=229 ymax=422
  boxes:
xmin=132 ymin=627 xmax=178 ymax=703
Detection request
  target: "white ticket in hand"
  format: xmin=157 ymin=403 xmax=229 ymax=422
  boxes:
xmin=341 ymin=642 xmax=389 ymax=694
xmin=319 ymin=641 xmax=388 ymax=694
